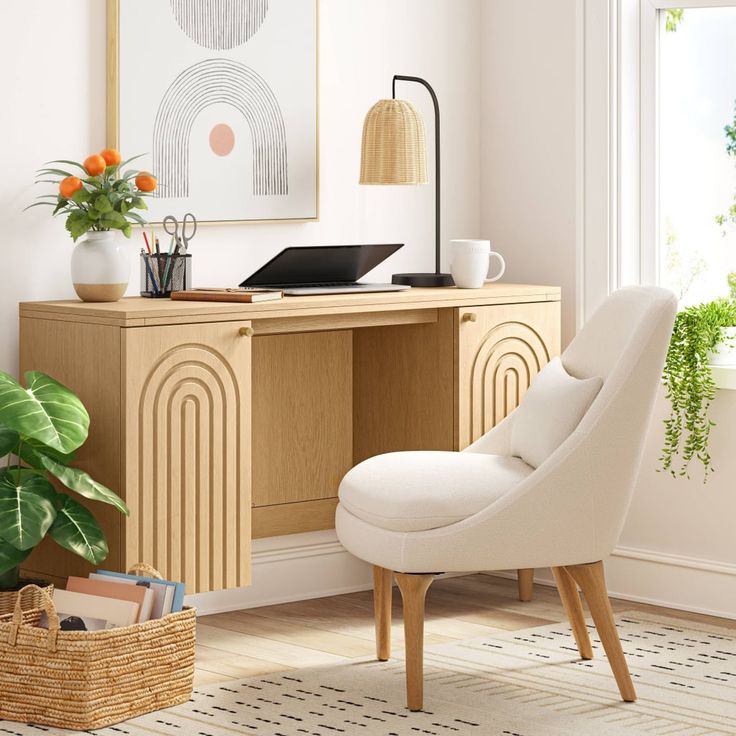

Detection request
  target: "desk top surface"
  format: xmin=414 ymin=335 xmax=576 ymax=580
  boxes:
xmin=20 ymin=283 xmax=561 ymax=326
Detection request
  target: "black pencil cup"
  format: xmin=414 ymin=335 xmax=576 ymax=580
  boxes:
xmin=140 ymin=252 xmax=192 ymax=298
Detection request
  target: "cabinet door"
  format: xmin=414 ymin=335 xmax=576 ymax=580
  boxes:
xmin=123 ymin=321 xmax=252 ymax=593
xmin=456 ymin=302 xmax=561 ymax=449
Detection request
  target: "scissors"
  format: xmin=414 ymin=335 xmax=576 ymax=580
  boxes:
xmin=163 ymin=212 xmax=197 ymax=254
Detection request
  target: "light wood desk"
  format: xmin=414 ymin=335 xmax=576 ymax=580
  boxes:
xmin=19 ymin=284 xmax=560 ymax=593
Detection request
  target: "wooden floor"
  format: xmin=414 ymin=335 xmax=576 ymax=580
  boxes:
xmin=195 ymin=573 xmax=735 ymax=686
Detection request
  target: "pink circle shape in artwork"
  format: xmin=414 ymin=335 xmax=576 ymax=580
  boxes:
xmin=209 ymin=123 xmax=235 ymax=156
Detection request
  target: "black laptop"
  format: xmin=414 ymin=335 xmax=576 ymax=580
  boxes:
xmin=239 ymin=244 xmax=410 ymax=295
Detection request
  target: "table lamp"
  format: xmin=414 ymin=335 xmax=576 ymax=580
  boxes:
xmin=360 ymin=75 xmax=454 ymax=287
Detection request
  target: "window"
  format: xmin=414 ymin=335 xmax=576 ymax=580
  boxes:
xmin=653 ymin=5 xmax=736 ymax=305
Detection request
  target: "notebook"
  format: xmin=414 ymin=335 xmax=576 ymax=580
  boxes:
xmin=52 ymin=589 xmax=139 ymax=629
xmin=93 ymin=571 xmax=185 ymax=616
xmin=66 ymin=576 xmax=154 ymax=623
xmin=171 ymin=288 xmax=283 ymax=303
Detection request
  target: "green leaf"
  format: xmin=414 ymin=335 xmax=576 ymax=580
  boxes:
xmin=23 ymin=202 xmax=56 ymax=211
xmin=17 ymin=440 xmax=75 ymax=472
xmin=36 ymin=167 xmax=74 ymax=177
xmin=71 ymin=189 xmax=90 ymax=204
xmin=49 ymin=494 xmax=108 ymax=564
xmin=87 ymin=207 xmax=100 ymax=221
xmin=0 ymin=427 xmax=19 ymax=457
xmin=37 ymin=454 xmax=128 ymax=515
xmin=66 ymin=213 xmax=93 ymax=241
xmin=124 ymin=211 xmax=147 ymax=225
xmin=94 ymin=194 xmax=113 ymax=213
xmin=53 ymin=199 xmax=69 ymax=215
xmin=0 ymin=371 xmax=89 ymax=454
xmin=46 ymin=158 xmax=85 ymax=168
xmin=118 ymin=153 xmax=146 ymax=170
xmin=0 ymin=471 xmax=58 ymax=550
xmin=131 ymin=197 xmax=148 ymax=210
xmin=122 ymin=224 xmax=133 ymax=238
xmin=0 ymin=538 xmax=31 ymax=577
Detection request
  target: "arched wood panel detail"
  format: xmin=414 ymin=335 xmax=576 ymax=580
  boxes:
xmin=471 ymin=324 xmax=549 ymax=442
xmin=456 ymin=303 xmax=561 ymax=449
xmin=124 ymin=323 xmax=251 ymax=593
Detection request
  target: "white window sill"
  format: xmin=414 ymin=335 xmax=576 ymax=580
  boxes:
xmin=710 ymin=365 xmax=736 ymax=391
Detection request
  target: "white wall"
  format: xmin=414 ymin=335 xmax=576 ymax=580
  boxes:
xmin=479 ymin=0 xmax=578 ymax=346
xmin=0 ymin=0 xmax=482 ymax=378
xmin=480 ymin=0 xmax=735 ymax=618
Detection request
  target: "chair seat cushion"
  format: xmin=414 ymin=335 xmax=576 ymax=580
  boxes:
xmin=338 ymin=451 xmax=533 ymax=532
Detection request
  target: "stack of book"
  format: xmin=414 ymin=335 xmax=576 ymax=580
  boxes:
xmin=42 ymin=570 xmax=186 ymax=632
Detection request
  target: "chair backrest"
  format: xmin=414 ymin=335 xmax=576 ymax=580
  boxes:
xmin=558 ymin=286 xmax=677 ymax=551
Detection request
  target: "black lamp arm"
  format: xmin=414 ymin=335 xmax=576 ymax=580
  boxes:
xmin=392 ymin=75 xmax=441 ymax=275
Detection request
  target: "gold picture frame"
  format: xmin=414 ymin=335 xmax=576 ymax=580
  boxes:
xmin=106 ymin=0 xmax=319 ymax=226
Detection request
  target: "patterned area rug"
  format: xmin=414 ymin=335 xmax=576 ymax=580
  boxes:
xmin=2 ymin=611 xmax=735 ymax=736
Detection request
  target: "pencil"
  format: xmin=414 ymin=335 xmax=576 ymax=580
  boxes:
xmin=142 ymin=231 xmax=152 ymax=255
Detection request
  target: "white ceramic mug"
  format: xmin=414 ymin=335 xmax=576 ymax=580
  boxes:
xmin=450 ymin=239 xmax=506 ymax=288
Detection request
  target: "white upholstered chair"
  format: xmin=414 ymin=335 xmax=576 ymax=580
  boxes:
xmin=335 ymin=286 xmax=677 ymax=711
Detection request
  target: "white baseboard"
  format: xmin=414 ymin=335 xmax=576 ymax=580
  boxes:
xmin=486 ymin=545 xmax=736 ymax=620
xmin=187 ymin=532 xmax=736 ymax=621
xmin=185 ymin=530 xmax=373 ymax=616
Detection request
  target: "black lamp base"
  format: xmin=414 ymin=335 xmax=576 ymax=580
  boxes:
xmin=392 ymin=272 xmax=455 ymax=287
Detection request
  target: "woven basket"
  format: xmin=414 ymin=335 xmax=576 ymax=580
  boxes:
xmin=0 ymin=564 xmax=195 ymax=730
xmin=0 ymin=581 xmax=54 ymax=617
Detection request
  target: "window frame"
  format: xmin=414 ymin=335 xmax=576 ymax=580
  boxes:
xmin=578 ymin=0 xmax=736 ymax=326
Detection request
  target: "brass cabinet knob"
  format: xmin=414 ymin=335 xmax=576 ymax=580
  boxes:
xmin=239 ymin=326 xmax=255 ymax=337
xmin=462 ymin=312 xmax=477 ymax=323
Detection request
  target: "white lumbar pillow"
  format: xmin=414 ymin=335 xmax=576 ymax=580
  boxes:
xmin=510 ymin=357 xmax=603 ymax=468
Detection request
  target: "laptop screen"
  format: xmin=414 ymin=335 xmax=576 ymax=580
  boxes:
xmin=240 ymin=244 xmax=403 ymax=287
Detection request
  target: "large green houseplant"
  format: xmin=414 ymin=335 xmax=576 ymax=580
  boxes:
xmin=0 ymin=371 xmax=128 ymax=590
xmin=660 ymin=298 xmax=736 ymax=481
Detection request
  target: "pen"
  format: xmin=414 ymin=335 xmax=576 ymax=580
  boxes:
xmin=141 ymin=249 xmax=159 ymax=296
xmin=161 ymin=235 xmax=178 ymax=293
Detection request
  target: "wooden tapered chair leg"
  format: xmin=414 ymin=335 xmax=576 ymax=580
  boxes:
xmin=395 ymin=572 xmax=434 ymax=712
xmin=517 ymin=568 xmax=534 ymax=601
xmin=373 ymin=566 xmax=393 ymax=661
xmin=552 ymin=566 xmax=593 ymax=659
xmin=566 ymin=561 xmax=637 ymax=702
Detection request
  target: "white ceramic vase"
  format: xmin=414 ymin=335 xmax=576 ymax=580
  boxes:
xmin=709 ymin=326 xmax=736 ymax=366
xmin=71 ymin=230 xmax=130 ymax=302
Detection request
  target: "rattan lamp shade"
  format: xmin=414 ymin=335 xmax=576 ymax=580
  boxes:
xmin=360 ymin=99 xmax=428 ymax=185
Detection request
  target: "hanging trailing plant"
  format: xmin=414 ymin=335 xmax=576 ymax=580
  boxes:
xmin=660 ymin=298 xmax=736 ymax=481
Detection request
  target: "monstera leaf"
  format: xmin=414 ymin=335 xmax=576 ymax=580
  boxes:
xmin=0 ymin=538 xmax=31 ymax=576
xmin=36 ymin=453 xmax=128 ymax=515
xmin=0 ymin=470 xmax=58 ymax=550
xmin=0 ymin=427 xmax=18 ymax=457
xmin=48 ymin=494 xmax=108 ymax=564
xmin=0 ymin=372 xmax=89 ymax=454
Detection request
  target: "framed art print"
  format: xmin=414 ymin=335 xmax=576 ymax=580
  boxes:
xmin=107 ymin=0 xmax=318 ymax=224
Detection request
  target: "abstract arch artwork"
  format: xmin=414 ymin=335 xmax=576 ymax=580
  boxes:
xmin=108 ymin=0 xmax=318 ymax=223
xmin=152 ymin=59 xmax=288 ymax=198
xmin=170 ymin=0 xmax=269 ymax=50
